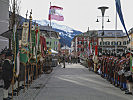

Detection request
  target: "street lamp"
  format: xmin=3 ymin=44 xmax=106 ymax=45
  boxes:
xmin=96 ymin=6 xmax=110 ymax=54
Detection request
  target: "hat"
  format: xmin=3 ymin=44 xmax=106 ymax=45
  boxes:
xmin=5 ymin=49 xmax=12 ymax=57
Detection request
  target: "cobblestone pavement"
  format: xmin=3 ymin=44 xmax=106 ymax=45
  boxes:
xmin=0 ymin=63 xmax=133 ymax=100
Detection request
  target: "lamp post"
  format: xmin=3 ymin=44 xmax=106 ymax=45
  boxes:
xmin=96 ymin=6 xmax=110 ymax=54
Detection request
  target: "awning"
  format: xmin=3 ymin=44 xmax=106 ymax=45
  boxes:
xmin=51 ymin=49 xmax=58 ymax=54
xmin=0 ymin=28 xmax=22 ymax=40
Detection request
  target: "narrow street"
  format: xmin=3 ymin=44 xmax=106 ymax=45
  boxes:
xmin=33 ymin=63 xmax=132 ymax=100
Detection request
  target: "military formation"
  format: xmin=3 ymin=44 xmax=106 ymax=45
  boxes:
xmin=1 ymin=47 xmax=133 ymax=100
xmin=0 ymin=48 xmax=54 ymax=100
xmin=86 ymin=52 xmax=133 ymax=95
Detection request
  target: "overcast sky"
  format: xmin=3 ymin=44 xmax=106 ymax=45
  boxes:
xmin=20 ymin=0 xmax=133 ymax=32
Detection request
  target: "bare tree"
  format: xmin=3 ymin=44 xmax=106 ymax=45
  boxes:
xmin=9 ymin=0 xmax=21 ymax=49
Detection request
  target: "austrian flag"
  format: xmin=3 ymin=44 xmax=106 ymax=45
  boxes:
xmin=48 ymin=6 xmax=64 ymax=21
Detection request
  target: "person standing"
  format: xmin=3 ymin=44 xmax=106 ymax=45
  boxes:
xmin=2 ymin=49 xmax=13 ymax=100
xmin=63 ymin=55 xmax=65 ymax=68
xmin=124 ymin=52 xmax=133 ymax=95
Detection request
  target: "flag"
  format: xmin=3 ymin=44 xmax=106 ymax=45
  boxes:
xmin=40 ymin=36 xmax=47 ymax=57
xmin=20 ymin=22 xmax=29 ymax=64
xmin=115 ymin=0 xmax=130 ymax=41
xmin=87 ymin=41 xmax=90 ymax=56
xmin=15 ymin=32 xmax=20 ymax=76
xmin=95 ymin=45 xmax=98 ymax=56
xmin=130 ymin=54 xmax=133 ymax=72
xmin=48 ymin=6 xmax=64 ymax=21
xmin=89 ymin=42 xmax=92 ymax=54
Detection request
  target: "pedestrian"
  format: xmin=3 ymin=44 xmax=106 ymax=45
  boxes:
xmin=2 ymin=49 xmax=13 ymax=100
xmin=63 ymin=55 xmax=65 ymax=68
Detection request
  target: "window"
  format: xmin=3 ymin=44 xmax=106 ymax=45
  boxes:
xmin=104 ymin=42 xmax=108 ymax=45
xmin=100 ymin=42 xmax=102 ymax=45
xmin=49 ymin=41 xmax=51 ymax=46
xmin=117 ymin=41 xmax=121 ymax=45
xmin=123 ymin=41 xmax=126 ymax=45
xmin=106 ymin=41 xmax=110 ymax=45
xmin=103 ymin=42 xmax=105 ymax=45
xmin=111 ymin=41 xmax=115 ymax=45
xmin=47 ymin=42 xmax=49 ymax=45
xmin=54 ymin=41 xmax=57 ymax=45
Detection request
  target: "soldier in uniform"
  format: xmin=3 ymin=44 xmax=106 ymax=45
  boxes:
xmin=0 ymin=50 xmax=6 ymax=80
xmin=2 ymin=49 xmax=13 ymax=100
xmin=124 ymin=52 xmax=133 ymax=94
xmin=63 ymin=55 xmax=65 ymax=68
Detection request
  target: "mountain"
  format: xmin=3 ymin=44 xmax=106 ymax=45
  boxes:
xmin=18 ymin=15 xmax=82 ymax=47
xmin=35 ymin=20 xmax=82 ymax=47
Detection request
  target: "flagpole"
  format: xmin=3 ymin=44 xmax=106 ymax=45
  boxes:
xmin=50 ymin=2 xmax=51 ymax=27
xmin=115 ymin=6 xmax=117 ymax=55
xmin=50 ymin=2 xmax=52 ymax=38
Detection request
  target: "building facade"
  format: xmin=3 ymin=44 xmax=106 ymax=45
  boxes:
xmin=40 ymin=26 xmax=60 ymax=51
xmin=72 ymin=30 xmax=129 ymax=57
xmin=98 ymin=30 xmax=128 ymax=55
xmin=0 ymin=0 xmax=9 ymax=51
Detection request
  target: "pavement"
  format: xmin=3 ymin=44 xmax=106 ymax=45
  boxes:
xmin=0 ymin=63 xmax=133 ymax=100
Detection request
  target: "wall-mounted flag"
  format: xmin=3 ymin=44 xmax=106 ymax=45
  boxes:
xmin=115 ymin=0 xmax=130 ymax=41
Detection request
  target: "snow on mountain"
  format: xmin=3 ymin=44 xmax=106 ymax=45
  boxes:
xmin=35 ymin=19 xmax=82 ymax=47
xmin=36 ymin=20 xmax=74 ymax=33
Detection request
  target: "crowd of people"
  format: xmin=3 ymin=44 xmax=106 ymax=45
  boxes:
xmin=0 ymin=48 xmax=54 ymax=100
xmin=0 ymin=48 xmax=133 ymax=100
xmin=86 ymin=52 xmax=133 ymax=95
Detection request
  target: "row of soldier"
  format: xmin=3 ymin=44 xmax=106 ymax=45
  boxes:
xmin=0 ymin=49 xmax=53 ymax=100
xmin=87 ymin=52 xmax=133 ymax=95
xmin=58 ymin=55 xmax=79 ymax=64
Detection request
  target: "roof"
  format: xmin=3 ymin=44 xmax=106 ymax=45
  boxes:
xmin=0 ymin=28 xmax=22 ymax=40
xmin=98 ymin=30 xmax=126 ymax=37
xmin=1 ymin=26 xmax=59 ymax=39
xmin=39 ymin=25 xmax=54 ymax=32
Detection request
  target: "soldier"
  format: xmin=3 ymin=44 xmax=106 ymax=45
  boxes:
xmin=2 ymin=49 xmax=13 ymax=100
xmin=124 ymin=52 xmax=133 ymax=95
xmin=0 ymin=50 xmax=6 ymax=80
xmin=93 ymin=55 xmax=98 ymax=73
xmin=63 ymin=55 xmax=65 ymax=68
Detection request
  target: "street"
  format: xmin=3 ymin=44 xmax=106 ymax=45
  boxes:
xmin=10 ymin=63 xmax=133 ymax=100
xmin=19 ymin=64 xmax=133 ymax=100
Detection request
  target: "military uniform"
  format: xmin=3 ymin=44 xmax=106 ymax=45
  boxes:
xmin=2 ymin=49 xmax=13 ymax=100
xmin=63 ymin=55 xmax=65 ymax=68
xmin=124 ymin=57 xmax=133 ymax=94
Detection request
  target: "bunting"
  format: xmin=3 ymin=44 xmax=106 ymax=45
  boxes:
xmin=115 ymin=0 xmax=130 ymax=41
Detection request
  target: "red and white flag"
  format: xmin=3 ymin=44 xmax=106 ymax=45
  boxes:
xmin=48 ymin=6 xmax=64 ymax=21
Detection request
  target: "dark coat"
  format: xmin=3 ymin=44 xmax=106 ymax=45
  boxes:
xmin=2 ymin=59 xmax=13 ymax=81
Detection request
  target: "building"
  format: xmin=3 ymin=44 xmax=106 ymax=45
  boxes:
xmin=0 ymin=0 xmax=9 ymax=51
xmin=71 ymin=33 xmax=89 ymax=58
xmin=60 ymin=45 xmax=71 ymax=55
xmin=128 ymin=28 xmax=133 ymax=50
xmin=98 ymin=30 xmax=128 ymax=54
xmin=40 ymin=26 xmax=60 ymax=51
xmin=72 ymin=29 xmax=128 ymax=57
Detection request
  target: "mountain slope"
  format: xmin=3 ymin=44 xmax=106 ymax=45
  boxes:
xmin=36 ymin=20 xmax=82 ymax=47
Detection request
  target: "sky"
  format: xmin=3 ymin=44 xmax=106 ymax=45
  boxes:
xmin=19 ymin=0 xmax=133 ymax=32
